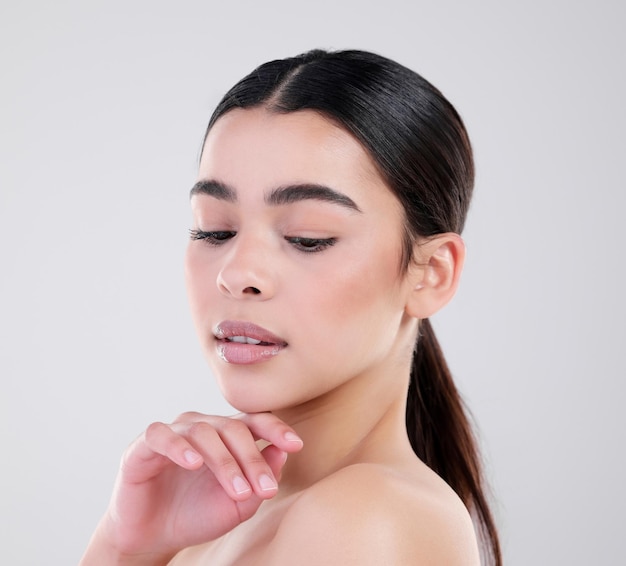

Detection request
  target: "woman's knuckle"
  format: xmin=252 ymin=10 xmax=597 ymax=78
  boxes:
xmin=187 ymin=420 xmax=214 ymax=440
xmin=244 ymin=453 xmax=267 ymax=468
xmin=220 ymin=418 xmax=248 ymax=436
xmin=145 ymin=421 xmax=166 ymax=440
xmin=214 ymin=454 xmax=239 ymax=474
xmin=173 ymin=411 xmax=199 ymax=423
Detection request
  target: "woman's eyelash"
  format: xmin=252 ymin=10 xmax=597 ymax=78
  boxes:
xmin=189 ymin=229 xmax=235 ymax=244
xmin=285 ymin=236 xmax=337 ymax=253
xmin=189 ymin=230 xmax=336 ymax=253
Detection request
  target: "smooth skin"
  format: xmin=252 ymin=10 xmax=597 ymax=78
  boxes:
xmin=80 ymin=108 xmax=479 ymax=565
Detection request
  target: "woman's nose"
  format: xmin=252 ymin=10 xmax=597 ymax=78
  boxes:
xmin=216 ymin=235 xmax=276 ymax=300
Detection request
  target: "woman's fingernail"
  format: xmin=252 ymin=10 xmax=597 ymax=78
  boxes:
xmin=232 ymin=475 xmax=251 ymax=494
xmin=184 ymin=450 xmax=202 ymax=465
xmin=284 ymin=431 xmax=303 ymax=444
xmin=259 ymin=474 xmax=278 ymax=491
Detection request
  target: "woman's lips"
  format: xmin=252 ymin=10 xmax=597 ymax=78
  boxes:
xmin=214 ymin=321 xmax=287 ymax=365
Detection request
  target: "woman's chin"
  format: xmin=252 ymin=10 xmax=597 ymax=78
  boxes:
xmin=218 ymin=386 xmax=278 ymax=415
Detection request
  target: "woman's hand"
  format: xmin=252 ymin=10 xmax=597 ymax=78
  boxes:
xmin=80 ymin=412 xmax=303 ymax=565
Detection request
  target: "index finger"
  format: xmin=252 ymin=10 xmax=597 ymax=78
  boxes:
xmin=233 ymin=413 xmax=304 ymax=452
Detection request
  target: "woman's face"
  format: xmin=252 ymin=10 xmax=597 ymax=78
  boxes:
xmin=185 ymin=108 xmax=418 ymax=414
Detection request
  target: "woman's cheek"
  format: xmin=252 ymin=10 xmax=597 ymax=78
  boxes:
xmin=185 ymin=252 xmax=215 ymax=328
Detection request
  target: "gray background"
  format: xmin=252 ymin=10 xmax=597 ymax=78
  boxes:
xmin=1 ymin=0 xmax=624 ymax=564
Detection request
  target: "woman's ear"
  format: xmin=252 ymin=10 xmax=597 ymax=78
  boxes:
xmin=405 ymin=233 xmax=466 ymax=319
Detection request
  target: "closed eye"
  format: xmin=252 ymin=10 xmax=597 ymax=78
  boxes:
xmin=189 ymin=230 xmax=335 ymax=253
xmin=189 ymin=229 xmax=236 ymax=245
xmin=286 ymin=236 xmax=336 ymax=253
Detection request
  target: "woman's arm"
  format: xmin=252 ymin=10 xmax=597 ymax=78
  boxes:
xmin=80 ymin=521 xmax=173 ymax=566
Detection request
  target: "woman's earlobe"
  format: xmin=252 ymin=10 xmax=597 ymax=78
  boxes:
xmin=405 ymin=233 xmax=465 ymax=319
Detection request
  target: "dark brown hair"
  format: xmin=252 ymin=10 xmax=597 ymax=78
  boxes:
xmin=204 ymin=49 xmax=501 ymax=565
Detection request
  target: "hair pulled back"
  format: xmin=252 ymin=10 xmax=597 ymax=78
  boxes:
xmin=204 ymin=49 xmax=501 ymax=565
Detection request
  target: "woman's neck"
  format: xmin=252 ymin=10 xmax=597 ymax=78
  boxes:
xmin=271 ymin=365 xmax=414 ymax=495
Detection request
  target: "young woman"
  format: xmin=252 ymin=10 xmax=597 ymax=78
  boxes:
xmin=81 ymin=49 xmax=501 ymax=565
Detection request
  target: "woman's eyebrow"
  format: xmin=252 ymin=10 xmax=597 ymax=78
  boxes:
xmin=190 ymin=180 xmax=362 ymax=213
xmin=190 ymin=180 xmax=236 ymax=201
xmin=266 ymin=184 xmax=362 ymax=213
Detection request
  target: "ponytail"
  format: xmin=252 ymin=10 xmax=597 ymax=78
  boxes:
xmin=406 ymin=319 xmax=502 ymax=566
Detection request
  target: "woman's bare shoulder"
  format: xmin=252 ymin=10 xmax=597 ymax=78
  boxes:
xmin=267 ymin=462 xmax=480 ymax=565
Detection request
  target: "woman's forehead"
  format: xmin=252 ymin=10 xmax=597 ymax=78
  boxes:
xmin=195 ymin=108 xmax=405 ymax=229
xmin=200 ymin=107 xmax=387 ymax=194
